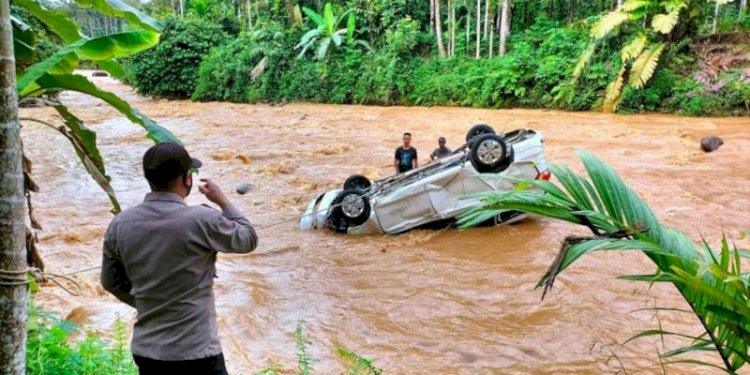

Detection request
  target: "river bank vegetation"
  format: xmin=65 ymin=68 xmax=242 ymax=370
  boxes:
xmin=40 ymin=0 xmax=749 ymax=116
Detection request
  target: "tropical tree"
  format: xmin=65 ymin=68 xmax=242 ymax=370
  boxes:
xmin=571 ymin=0 xmax=734 ymax=112
xmin=296 ymin=2 xmax=371 ymax=60
xmin=460 ymin=150 xmax=750 ymax=373
xmin=0 ymin=1 xmax=26 ymax=373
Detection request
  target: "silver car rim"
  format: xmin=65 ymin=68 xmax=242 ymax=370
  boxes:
xmin=477 ymin=139 xmax=505 ymax=165
xmin=342 ymin=194 xmax=365 ymax=218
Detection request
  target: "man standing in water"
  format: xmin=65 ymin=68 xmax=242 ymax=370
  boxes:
xmin=394 ymin=132 xmax=418 ymax=174
xmin=430 ymin=136 xmax=452 ymax=161
xmin=101 ymin=143 xmax=258 ymax=375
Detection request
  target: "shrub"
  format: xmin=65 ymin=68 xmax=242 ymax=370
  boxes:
xmin=128 ymin=16 xmax=229 ymax=98
xmin=192 ymin=28 xmax=291 ymax=102
xmin=26 ymin=304 xmax=136 ymax=375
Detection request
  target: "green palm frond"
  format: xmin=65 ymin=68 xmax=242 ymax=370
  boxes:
xmin=460 ymin=150 xmax=750 ymax=372
xmin=629 ymin=42 xmax=665 ymax=88
xmin=620 ymin=34 xmax=648 ymax=62
xmin=651 ymin=11 xmax=680 ymax=34
xmin=591 ymin=11 xmax=630 ymax=39
xmin=572 ymin=43 xmax=597 ymax=81
xmin=603 ymin=66 xmax=626 ymax=112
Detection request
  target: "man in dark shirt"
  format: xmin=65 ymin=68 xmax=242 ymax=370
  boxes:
xmin=101 ymin=143 xmax=258 ymax=375
xmin=394 ymin=132 xmax=418 ymax=173
xmin=430 ymin=136 xmax=452 ymax=160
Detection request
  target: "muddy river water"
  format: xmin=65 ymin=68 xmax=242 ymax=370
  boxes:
xmin=20 ymin=75 xmax=750 ymax=374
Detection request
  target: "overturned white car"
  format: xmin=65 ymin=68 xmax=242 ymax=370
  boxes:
xmin=299 ymin=125 xmax=550 ymax=234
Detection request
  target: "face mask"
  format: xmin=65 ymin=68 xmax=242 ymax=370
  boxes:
xmin=184 ymin=175 xmax=193 ymax=197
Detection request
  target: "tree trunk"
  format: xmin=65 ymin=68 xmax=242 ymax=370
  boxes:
xmin=450 ymin=0 xmax=456 ymax=56
xmin=430 ymin=0 xmax=435 ymax=33
xmin=0 ymin=0 xmax=28 ymax=373
xmin=489 ymin=21 xmax=494 ymax=58
xmin=499 ymin=0 xmax=509 ymax=56
xmin=713 ymin=1 xmax=720 ymax=34
xmin=739 ymin=0 xmax=746 ymax=23
xmin=567 ymin=0 xmax=575 ymax=24
xmin=484 ymin=0 xmax=490 ymax=39
xmin=466 ymin=10 xmax=470 ymax=55
xmin=247 ymin=0 xmax=253 ymax=29
xmin=435 ymin=0 xmax=447 ymax=57
xmin=616 ymin=0 xmax=622 ymax=10
xmin=179 ymin=0 xmax=184 ymax=17
xmin=475 ymin=0 xmax=481 ymax=58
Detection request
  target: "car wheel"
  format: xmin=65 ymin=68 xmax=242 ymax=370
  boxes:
xmin=496 ymin=210 xmax=527 ymax=225
xmin=343 ymin=174 xmax=371 ymax=191
xmin=327 ymin=190 xmax=371 ymax=233
xmin=469 ymin=133 xmax=514 ymax=173
xmin=465 ymin=124 xmax=496 ymax=144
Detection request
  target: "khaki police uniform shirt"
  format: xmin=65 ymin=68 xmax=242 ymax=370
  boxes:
xmin=101 ymin=192 xmax=258 ymax=361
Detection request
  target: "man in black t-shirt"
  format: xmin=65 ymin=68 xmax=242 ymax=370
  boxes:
xmin=394 ymin=132 xmax=418 ymax=174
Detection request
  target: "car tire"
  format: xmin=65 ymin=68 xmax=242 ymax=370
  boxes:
xmin=469 ymin=133 xmax=514 ymax=173
xmin=465 ymin=124 xmax=496 ymax=144
xmin=327 ymin=189 xmax=371 ymax=233
xmin=496 ymin=210 xmax=527 ymax=225
xmin=343 ymin=174 xmax=371 ymax=191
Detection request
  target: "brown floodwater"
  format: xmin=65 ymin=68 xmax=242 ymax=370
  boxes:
xmin=21 ymin=74 xmax=750 ymax=374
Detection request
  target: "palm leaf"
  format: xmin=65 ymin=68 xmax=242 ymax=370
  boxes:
xmin=620 ymin=34 xmax=648 ymax=62
xmin=302 ymin=6 xmax=326 ymax=27
xmin=346 ymin=12 xmax=356 ymax=43
xmin=54 ymin=107 xmax=121 ymax=213
xmin=602 ymin=67 xmax=626 ymax=112
xmin=315 ymin=37 xmax=332 ymax=60
xmin=73 ymin=0 xmax=161 ymax=32
xmin=17 ymin=30 xmax=159 ymax=96
xmin=652 ymin=11 xmax=680 ymax=34
xmin=296 ymin=28 xmax=321 ymax=49
xmin=461 ymin=150 xmax=750 ymax=372
xmin=629 ymin=43 xmax=665 ymax=88
xmin=323 ymin=3 xmax=335 ymax=34
xmin=572 ymin=43 xmax=596 ymax=81
xmin=591 ymin=11 xmax=630 ymax=39
xmin=15 ymin=0 xmax=83 ymax=43
xmin=33 ymin=73 xmax=180 ymax=145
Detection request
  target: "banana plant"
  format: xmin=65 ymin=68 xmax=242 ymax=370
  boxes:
xmin=13 ymin=0 xmax=181 ymax=216
xmin=460 ymin=150 xmax=749 ymax=373
xmin=296 ymin=2 xmax=372 ymax=60
xmin=569 ymin=0 xmax=734 ymax=112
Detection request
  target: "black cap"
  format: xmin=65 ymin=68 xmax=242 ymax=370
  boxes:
xmin=143 ymin=143 xmax=202 ymax=187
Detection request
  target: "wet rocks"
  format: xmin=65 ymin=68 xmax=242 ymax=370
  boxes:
xmin=700 ymin=136 xmax=724 ymax=153
xmin=236 ymin=182 xmax=254 ymax=195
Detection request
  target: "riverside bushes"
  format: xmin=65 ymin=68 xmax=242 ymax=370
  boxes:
xmin=128 ymin=16 xmax=750 ymax=116
xmin=128 ymin=17 xmax=229 ymax=98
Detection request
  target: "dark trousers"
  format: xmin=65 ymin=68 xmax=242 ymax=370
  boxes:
xmin=133 ymin=353 xmax=228 ymax=375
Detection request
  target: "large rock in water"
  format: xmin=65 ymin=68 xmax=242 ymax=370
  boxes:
xmin=700 ymin=136 xmax=724 ymax=153
xmin=236 ymin=182 xmax=254 ymax=195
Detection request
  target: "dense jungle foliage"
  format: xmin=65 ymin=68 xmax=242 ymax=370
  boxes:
xmin=35 ymin=0 xmax=750 ymax=115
